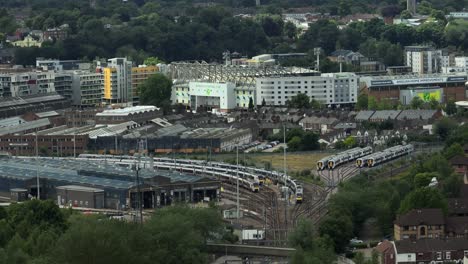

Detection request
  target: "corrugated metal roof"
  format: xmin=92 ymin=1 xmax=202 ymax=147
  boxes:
xmin=0 ymin=118 xmax=50 ymax=135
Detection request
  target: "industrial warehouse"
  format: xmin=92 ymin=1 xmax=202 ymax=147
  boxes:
xmin=0 ymin=157 xmax=220 ymax=209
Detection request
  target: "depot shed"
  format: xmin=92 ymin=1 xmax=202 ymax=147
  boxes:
xmin=56 ymin=185 xmax=105 ymax=209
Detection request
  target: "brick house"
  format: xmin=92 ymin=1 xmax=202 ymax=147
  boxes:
xmin=450 ymin=155 xmax=468 ymax=175
xmin=393 ymin=239 xmax=468 ymax=264
xmin=394 ymin=209 xmax=445 ymax=241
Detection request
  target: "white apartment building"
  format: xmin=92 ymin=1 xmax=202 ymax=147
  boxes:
xmin=255 ymin=72 xmax=358 ymax=106
xmin=455 ymin=57 xmax=468 ymax=70
xmin=405 ymin=46 xmax=443 ymax=74
xmin=71 ymin=71 xmax=104 ymax=107
xmin=0 ymin=71 xmax=56 ymax=97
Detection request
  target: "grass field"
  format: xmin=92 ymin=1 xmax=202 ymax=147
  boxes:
xmin=250 ymin=153 xmax=328 ymax=172
xmin=168 ymin=151 xmax=330 ymax=172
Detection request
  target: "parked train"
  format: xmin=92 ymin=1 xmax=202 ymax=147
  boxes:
xmin=316 ymin=147 xmax=373 ymax=170
xmin=78 ymin=154 xmax=302 ymax=202
xmin=356 ymin=144 xmax=413 ymax=168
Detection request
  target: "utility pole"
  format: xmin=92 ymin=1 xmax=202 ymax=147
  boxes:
xmin=283 ymin=124 xmax=288 ymax=238
xmin=35 ymin=131 xmax=40 ymax=199
xmin=73 ymin=133 xmax=76 ymax=159
xmin=236 ymin=144 xmax=240 ymax=221
xmin=114 ymin=135 xmax=118 ymax=155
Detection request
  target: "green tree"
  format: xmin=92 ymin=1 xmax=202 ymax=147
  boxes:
xmin=446 ymin=100 xmax=457 ymax=115
xmin=319 ymin=212 xmax=353 ymax=253
xmin=310 ymin=99 xmax=321 ymax=110
xmin=398 ymin=187 xmax=448 ymax=215
xmin=356 ymin=93 xmax=368 ymax=110
xmin=288 ymin=136 xmax=302 ymax=151
xmin=368 ymin=96 xmax=378 ymax=110
xmin=287 ymin=93 xmax=311 ymax=109
xmin=343 ymin=136 xmax=357 ymax=149
xmin=444 ymin=143 xmax=464 ymax=159
xmin=138 ymin=73 xmax=172 ymax=107
xmin=301 ymin=132 xmax=320 ymax=151
xmin=144 ymin=56 xmax=164 ymax=65
xmin=442 ymin=173 xmax=463 ymax=198
xmin=284 ymin=21 xmax=297 ymax=39
xmin=248 ymin=97 xmax=254 ymax=110
xmin=410 ymin=96 xmax=424 ymax=109
xmin=289 ymin=218 xmax=336 ymax=264
xmin=261 ymin=98 xmax=266 ymax=106
xmin=414 ymin=172 xmax=438 ymax=188
xmin=400 ymin=10 xmax=412 ymax=19
xmin=434 ymin=117 xmax=458 ymax=140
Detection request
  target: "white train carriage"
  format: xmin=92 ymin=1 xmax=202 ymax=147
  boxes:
xmin=366 ymin=144 xmax=413 ymax=167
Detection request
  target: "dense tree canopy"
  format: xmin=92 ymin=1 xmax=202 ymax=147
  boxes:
xmin=1 ymin=0 xmax=465 ymax=67
xmin=0 ymin=201 xmax=226 ymax=264
xmin=138 ymin=73 xmax=172 ymax=107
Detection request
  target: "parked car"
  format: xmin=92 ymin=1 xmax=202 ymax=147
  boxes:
xmin=350 ymin=238 xmax=364 ymax=244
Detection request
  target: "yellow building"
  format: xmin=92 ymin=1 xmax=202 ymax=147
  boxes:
xmin=131 ymin=65 xmax=159 ymax=104
xmin=12 ymin=35 xmax=42 ymax=48
xmin=101 ymin=58 xmax=132 ymax=104
xmin=103 ymin=67 xmax=116 ymax=101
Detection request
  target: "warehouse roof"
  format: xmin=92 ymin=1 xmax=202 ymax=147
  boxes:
xmin=14 ymin=157 xmax=205 ymax=184
xmin=0 ymin=116 xmax=26 ymax=127
xmin=35 ymin=111 xmax=60 ymax=118
xmin=80 ymin=121 xmax=138 ymax=139
xmin=96 ymin=106 xmax=158 ymax=117
xmin=0 ymin=160 xmax=134 ymax=190
xmin=0 ymin=118 xmax=51 ymax=135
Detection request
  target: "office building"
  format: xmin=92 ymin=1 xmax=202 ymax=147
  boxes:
xmin=256 ymin=72 xmax=359 ymax=106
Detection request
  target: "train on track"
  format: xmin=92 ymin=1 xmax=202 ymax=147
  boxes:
xmin=316 ymin=147 xmax=373 ymax=170
xmin=356 ymin=144 xmax=413 ymax=168
xmin=78 ymin=154 xmax=303 ymax=204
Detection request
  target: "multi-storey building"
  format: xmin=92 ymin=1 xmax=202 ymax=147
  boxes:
xmin=256 ymin=72 xmax=358 ymax=106
xmin=131 ymin=65 xmax=159 ymax=105
xmin=0 ymin=71 xmax=56 ymax=97
xmin=71 ymin=71 xmax=104 ymax=107
xmin=405 ymin=46 xmax=443 ymax=74
xmin=36 ymin=58 xmax=89 ymax=71
xmin=361 ymin=73 xmax=468 ymax=104
xmin=54 ymin=72 xmax=73 ymax=100
xmin=101 ymin=58 xmax=132 ymax=104
xmin=455 ymin=57 xmax=468 ymax=72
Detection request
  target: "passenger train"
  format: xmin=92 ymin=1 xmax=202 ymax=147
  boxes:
xmin=316 ymin=147 xmax=373 ymax=170
xmin=356 ymin=144 xmax=413 ymax=168
xmin=77 ymin=154 xmax=303 ymax=202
